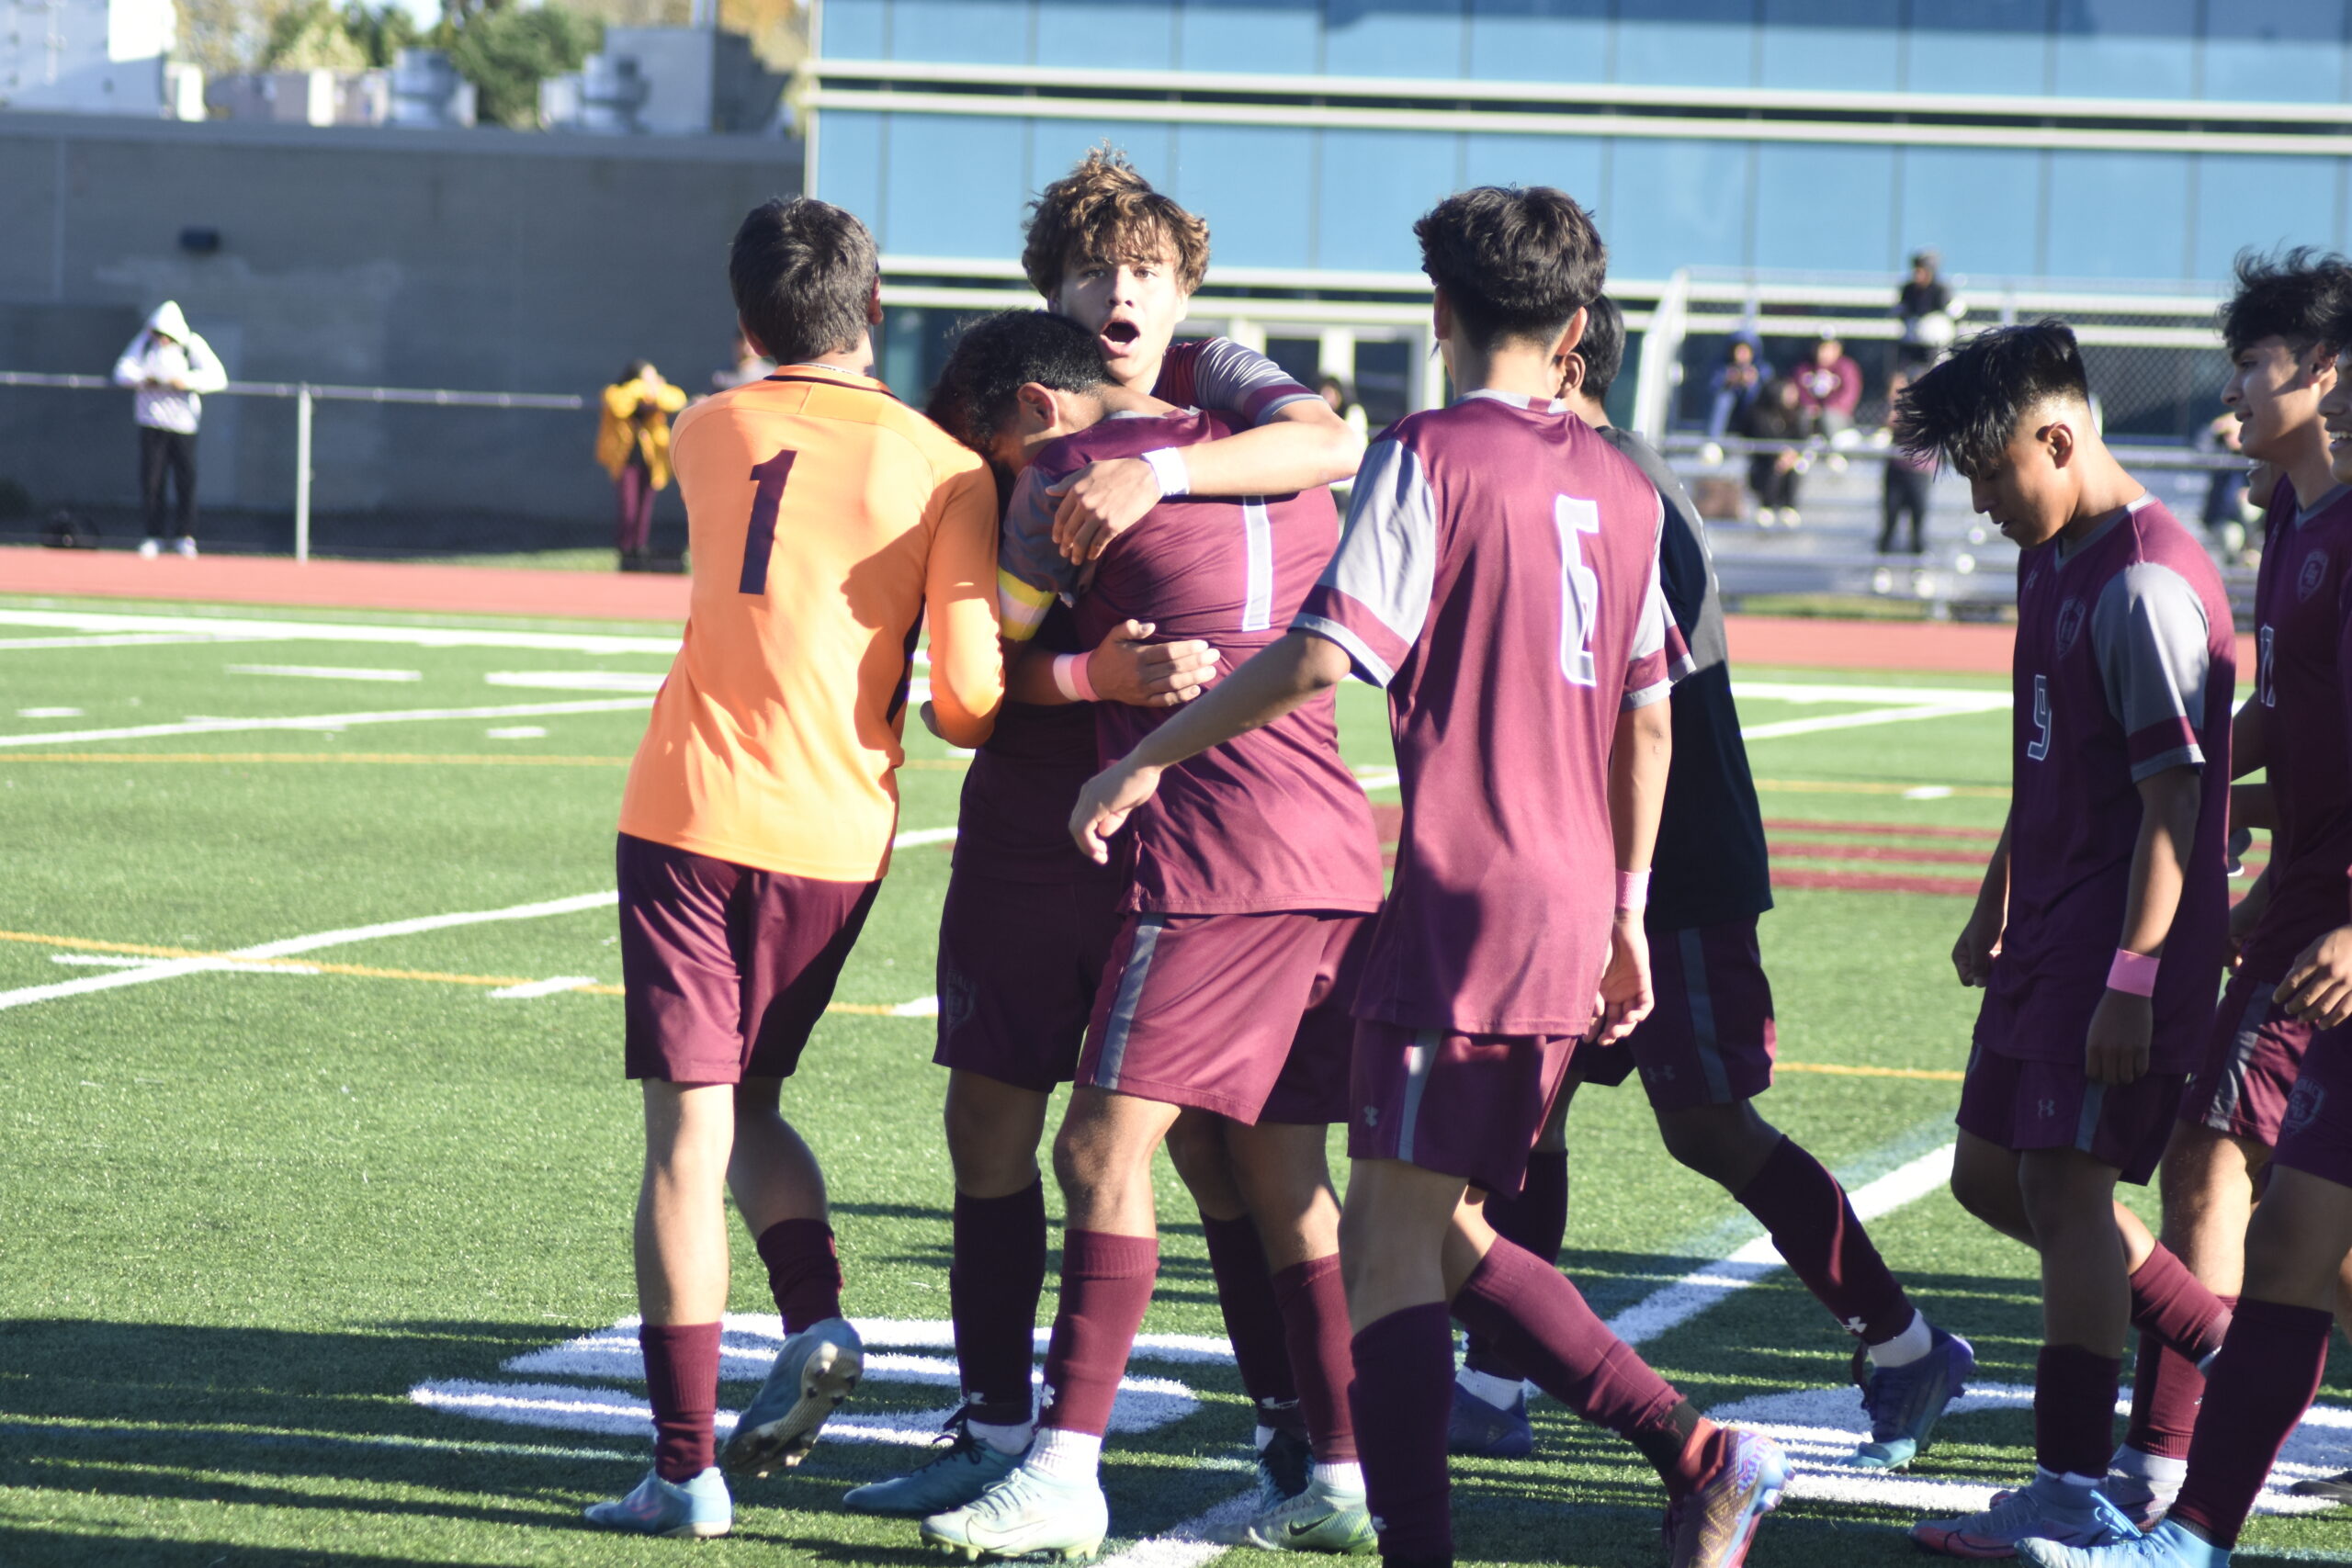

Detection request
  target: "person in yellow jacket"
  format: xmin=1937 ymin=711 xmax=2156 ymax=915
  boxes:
xmin=600 ymin=361 xmax=689 ymax=570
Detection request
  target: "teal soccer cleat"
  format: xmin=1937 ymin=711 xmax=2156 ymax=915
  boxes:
xmin=1240 ymin=1470 xmax=1378 ymax=1554
xmin=1850 ymin=1325 xmax=1974 ymax=1469
xmin=1668 ymin=1427 xmax=1787 ymax=1568
xmin=2017 ymin=1518 xmax=2230 ymax=1567
xmin=720 ymin=1315 xmax=864 ymax=1478
xmin=1914 ymin=1475 xmax=2122 ymax=1559
xmin=842 ymin=1412 xmax=1024 ymax=1515
xmin=922 ymin=1462 xmax=1110 ymax=1562
xmin=583 ymin=1467 xmax=732 ymax=1538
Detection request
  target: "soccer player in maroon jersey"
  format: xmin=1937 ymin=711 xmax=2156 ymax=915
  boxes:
xmin=1889 ymin=322 xmax=2237 ymax=1559
xmin=2112 ymin=248 xmax=2352 ymax=1522
xmin=1449 ymin=294 xmax=1975 ymax=1472
xmin=911 ymin=308 xmax=1377 ymax=1559
xmin=1070 ymin=186 xmax=1788 ymax=1568
xmin=845 ymin=154 xmax=1365 ymax=1524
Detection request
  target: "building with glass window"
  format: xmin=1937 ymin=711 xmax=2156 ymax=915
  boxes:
xmin=804 ymin=2 xmax=2352 ymax=437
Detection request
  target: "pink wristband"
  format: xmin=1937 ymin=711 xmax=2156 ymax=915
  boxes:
xmin=1052 ymin=651 xmax=1098 ymax=704
xmin=2107 ymin=948 xmax=2159 ymax=997
xmin=1615 ymin=868 xmax=1650 ymax=913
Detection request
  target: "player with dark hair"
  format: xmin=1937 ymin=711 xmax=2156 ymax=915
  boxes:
xmin=2109 ymin=246 xmax=2352 ymax=1523
xmin=1891 ymin=321 xmax=2236 ymax=1558
xmin=847 ymin=152 xmax=1366 ymax=1527
xmin=912 ymin=307 xmax=1378 ymax=1559
xmin=1070 ymin=186 xmax=1787 ymax=1568
xmin=2010 ymin=321 xmax=2352 ymax=1568
xmin=586 ymin=197 xmax=1006 ymax=1539
xmin=1451 ymin=295 xmax=1974 ymax=1473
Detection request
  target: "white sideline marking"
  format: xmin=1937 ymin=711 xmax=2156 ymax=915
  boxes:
xmin=17 ymin=706 xmax=82 ymax=717
xmin=888 ymin=995 xmax=940 ymax=1018
xmin=893 ymin=827 xmax=959 ymax=849
xmin=487 ymin=976 xmax=597 ymax=999
xmin=0 ymin=632 xmax=266 ymax=651
xmin=0 ymin=607 xmax=681 ymax=656
xmin=485 ymin=727 xmax=547 ymax=739
xmin=51 ymin=953 xmax=318 ymax=975
xmin=0 ymin=891 xmax=616 ymax=1012
xmin=227 ymin=665 xmax=424 ymax=682
xmin=0 ymin=696 xmax=650 ymax=749
xmin=1735 ymin=681 xmax=2008 ymax=708
xmin=1742 ymin=702 xmax=2006 ymax=742
xmin=484 ymin=671 xmax=666 ymax=694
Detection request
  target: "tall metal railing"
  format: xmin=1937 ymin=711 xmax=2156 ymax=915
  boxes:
xmin=0 ymin=372 xmax=586 ymax=563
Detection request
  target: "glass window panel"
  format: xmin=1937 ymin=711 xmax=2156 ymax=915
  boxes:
xmin=1752 ymin=142 xmax=1894 ymax=273
xmin=2190 ymin=156 xmax=2342 ymax=282
xmin=2052 ymin=0 xmax=2195 ymax=100
xmin=1616 ymin=0 xmax=1758 ymax=88
xmin=1177 ymin=0 xmax=1320 ymax=74
xmin=2203 ymin=0 xmax=2349 ymax=104
xmin=819 ymin=0 xmax=888 ymax=56
xmin=1036 ymin=0 xmax=1176 ymax=69
xmin=1323 ymin=0 xmax=1467 ymax=78
xmin=1607 ymin=138 xmax=1752 ymax=277
xmin=1265 ymin=335 xmax=1322 ymax=386
xmin=1758 ymin=0 xmax=1901 ymax=92
xmin=1464 ymin=0 xmax=1608 ymax=83
xmin=1896 ymin=145 xmax=2042 ymax=281
xmin=2046 ymin=151 xmax=2191 ymax=280
xmin=884 ymin=114 xmax=1030 ymax=258
xmin=1317 ymin=129 xmax=1462 ymax=273
xmin=1026 ymin=119 xmax=1176 ymax=220
xmin=1461 ymin=133 xmax=1605 ymax=226
xmin=1354 ymin=337 xmax=1414 ymax=425
xmin=1170 ymin=124 xmax=1315 ymax=269
xmin=814 ymin=109 xmax=888 ymax=234
xmin=886 ymin=0 xmax=1030 ymax=64
xmin=1905 ymin=0 xmax=2051 ymax=96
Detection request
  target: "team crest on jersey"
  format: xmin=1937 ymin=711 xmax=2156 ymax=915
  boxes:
xmin=2284 ymin=1077 xmax=2327 ymax=1139
xmin=2052 ymin=598 xmax=2086 ymax=658
xmin=2300 ymin=549 xmax=2331 ymax=602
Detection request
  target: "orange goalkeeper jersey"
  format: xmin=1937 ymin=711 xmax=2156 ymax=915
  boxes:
xmin=617 ymin=367 xmax=1004 ymax=882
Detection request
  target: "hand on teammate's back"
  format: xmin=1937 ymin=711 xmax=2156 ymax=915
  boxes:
xmin=2083 ymin=990 xmax=2153 ymax=1086
xmin=2276 ymin=925 xmax=2352 ymax=1027
xmin=1050 ymin=457 xmax=1161 ymax=562
xmin=1089 ymin=619 xmax=1219 ymax=708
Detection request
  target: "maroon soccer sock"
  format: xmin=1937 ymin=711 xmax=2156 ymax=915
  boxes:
xmin=1349 ymin=1303 xmax=1455 ymax=1562
xmin=754 ymin=1217 xmax=843 ymax=1334
xmin=2129 ymin=1244 xmax=2233 ymax=1360
xmin=1450 ymin=1240 xmax=1691 ymax=1485
xmin=1037 ymin=1229 xmax=1159 ymax=1436
xmin=1463 ymin=1151 xmax=1567 ymax=1380
xmin=2169 ymin=1300 xmax=2333 ymax=1549
xmin=1203 ymin=1213 xmax=1305 ymax=1439
xmin=1732 ymin=1135 xmax=1914 ymax=1344
xmin=639 ymin=1321 xmax=722 ymax=1482
xmin=2034 ymin=1343 xmax=2122 ymax=1482
xmin=952 ymin=1180 xmax=1048 ymax=1426
xmin=1272 ymin=1254 xmax=1359 ymax=1462
xmin=2124 ymin=1279 xmax=2236 ymax=1461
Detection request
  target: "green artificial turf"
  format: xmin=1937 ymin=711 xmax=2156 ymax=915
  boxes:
xmin=0 ymin=596 xmax=2342 ymax=1565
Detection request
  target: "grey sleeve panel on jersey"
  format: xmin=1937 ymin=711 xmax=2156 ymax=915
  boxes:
xmin=1188 ymin=336 xmax=1321 ymax=426
xmin=2090 ymin=560 xmax=2213 ymax=780
xmin=1319 ymin=436 xmax=1438 ymax=647
xmin=1621 ymin=493 xmax=1677 ymax=711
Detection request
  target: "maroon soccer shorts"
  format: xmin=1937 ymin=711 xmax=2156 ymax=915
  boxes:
xmin=933 ymin=869 xmax=1121 ymax=1093
xmin=1954 ymin=1043 xmax=2187 ymax=1185
xmin=2177 ymin=971 xmax=2316 ymax=1147
xmin=1572 ymin=918 xmax=1777 ymax=1112
xmin=1075 ymin=910 xmax=1367 ymax=1124
xmin=616 ymin=832 xmax=879 ymax=1084
xmin=1350 ymin=1020 xmax=1582 ymax=1198
xmin=2272 ymin=1024 xmax=2352 ymax=1189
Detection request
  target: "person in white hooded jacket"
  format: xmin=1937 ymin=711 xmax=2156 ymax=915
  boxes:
xmin=112 ymin=301 xmax=228 ymax=558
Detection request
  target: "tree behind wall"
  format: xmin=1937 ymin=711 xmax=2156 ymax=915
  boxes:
xmin=445 ymin=2 xmax=601 ymax=129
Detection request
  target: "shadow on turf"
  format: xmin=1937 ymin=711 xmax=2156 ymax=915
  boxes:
xmin=0 ymin=1525 xmax=526 ymax=1566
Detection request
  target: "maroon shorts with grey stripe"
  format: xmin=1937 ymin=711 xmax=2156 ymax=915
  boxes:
xmin=1572 ymin=918 xmax=1776 ymax=1111
xmin=1076 ymin=910 xmax=1368 ymax=1124
xmin=933 ymin=868 xmax=1121 ymax=1093
xmin=2177 ymin=970 xmax=2315 ymax=1146
xmin=616 ymin=832 xmax=879 ymax=1084
xmin=1350 ymin=1020 xmax=1582 ymax=1199
xmin=2272 ymin=1023 xmax=2352 ymax=1190
xmin=1954 ymin=1041 xmax=2186 ymax=1185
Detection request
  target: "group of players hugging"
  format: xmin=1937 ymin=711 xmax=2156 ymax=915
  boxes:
xmin=580 ymin=148 xmax=2352 ymax=1568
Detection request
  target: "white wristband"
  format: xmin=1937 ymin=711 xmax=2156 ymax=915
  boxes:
xmin=1139 ymin=446 xmax=1190 ymax=499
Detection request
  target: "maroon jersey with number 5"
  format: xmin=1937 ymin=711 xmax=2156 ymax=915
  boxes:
xmin=1986 ymin=495 xmax=2233 ymax=1070
xmin=1293 ymin=390 xmax=1680 ymax=1037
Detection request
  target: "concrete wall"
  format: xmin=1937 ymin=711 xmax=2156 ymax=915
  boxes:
xmin=0 ymin=113 xmax=802 ymax=553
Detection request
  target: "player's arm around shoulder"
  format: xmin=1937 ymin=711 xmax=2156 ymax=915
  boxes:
xmin=921 ymin=449 xmax=1008 ymax=748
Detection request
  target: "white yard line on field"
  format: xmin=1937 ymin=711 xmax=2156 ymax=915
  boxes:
xmin=0 ymin=632 xmax=275 ymax=651
xmin=0 ymin=696 xmax=651 ymax=749
xmin=227 ymin=665 xmax=424 ymax=682
xmin=1741 ymin=702 xmax=2007 ymax=742
xmin=0 ymin=608 xmax=681 ymax=656
xmin=1733 ymin=681 xmax=2007 ymax=707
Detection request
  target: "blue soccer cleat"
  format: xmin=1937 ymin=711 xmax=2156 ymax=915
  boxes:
xmin=1667 ymin=1427 xmax=1786 ymax=1568
xmin=720 ymin=1314 xmax=863 ymax=1478
xmin=2017 ymin=1518 xmax=2231 ymax=1567
xmin=1914 ymin=1475 xmax=2120 ymax=1559
xmin=1446 ymin=1375 xmax=1534 ymax=1460
xmin=842 ymin=1411 xmax=1024 ymax=1516
xmin=583 ymin=1466 xmax=732 ymax=1538
xmin=922 ymin=1462 xmax=1110 ymax=1562
xmin=1849 ymin=1325 xmax=1974 ymax=1470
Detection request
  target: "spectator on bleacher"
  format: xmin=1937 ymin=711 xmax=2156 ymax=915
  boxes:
xmin=111 ymin=300 xmax=227 ymax=560
xmin=1737 ymin=375 xmax=1806 ymax=527
xmin=1702 ymin=331 xmax=1770 ymax=462
xmin=1318 ymin=373 xmax=1369 ymax=445
xmin=2197 ymin=411 xmax=2256 ymax=557
xmin=1794 ymin=334 xmax=1863 ymax=446
xmin=1894 ymin=252 xmax=1962 ymax=367
xmin=598 ymin=361 xmax=688 ymax=572
xmin=1879 ymin=367 xmax=1932 ymax=555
